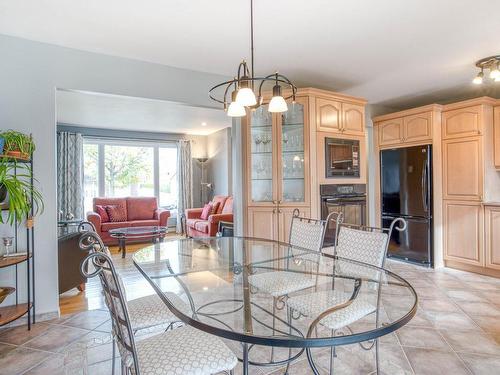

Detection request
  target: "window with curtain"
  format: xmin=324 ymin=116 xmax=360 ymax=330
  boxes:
xmin=83 ymin=139 xmax=178 ymax=213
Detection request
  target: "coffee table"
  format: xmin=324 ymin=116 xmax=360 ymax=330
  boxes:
xmin=109 ymin=226 xmax=167 ymax=258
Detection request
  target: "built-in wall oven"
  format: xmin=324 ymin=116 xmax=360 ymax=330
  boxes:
xmin=325 ymin=138 xmax=360 ymax=178
xmin=320 ymin=184 xmax=367 ymax=246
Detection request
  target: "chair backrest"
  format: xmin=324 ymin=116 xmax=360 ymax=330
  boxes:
xmin=80 ymin=251 xmax=139 ymax=374
xmin=287 ymin=209 xmax=342 ymax=265
xmin=333 ymin=218 xmax=407 ymax=269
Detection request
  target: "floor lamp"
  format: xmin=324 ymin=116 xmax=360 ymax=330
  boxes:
xmin=196 ymin=157 xmax=213 ymax=204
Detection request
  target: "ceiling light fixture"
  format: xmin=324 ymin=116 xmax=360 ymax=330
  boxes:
xmin=201 ymin=122 xmax=207 ymax=126
xmin=473 ymin=55 xmax=500 ymax=84
xmin=209 ymin=0 xmax=297 ymax=117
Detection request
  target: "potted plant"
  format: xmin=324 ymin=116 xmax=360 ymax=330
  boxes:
xmin=0 ymin=130 xmax=35 ymax=160
xmin=0 ymin=162 xmax=44 ymax=225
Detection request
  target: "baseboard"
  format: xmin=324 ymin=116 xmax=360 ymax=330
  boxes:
xmin=445 ymin=260 xmax=500 ymax=279
xmin=1 ymin=310 xmax=59 ymax=329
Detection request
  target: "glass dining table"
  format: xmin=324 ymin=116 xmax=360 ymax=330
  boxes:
xmin=132 ymin=237 xmax=417 ymax=374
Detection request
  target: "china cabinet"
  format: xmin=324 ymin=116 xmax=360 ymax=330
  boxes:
xmin=245 ymin=97 xmax=310 ymax=241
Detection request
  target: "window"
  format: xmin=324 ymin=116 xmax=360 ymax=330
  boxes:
xmin=83 ymin=140 xmax=178 ymax=212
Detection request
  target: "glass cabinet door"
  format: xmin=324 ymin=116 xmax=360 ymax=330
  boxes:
xmin=280 ymin=100 xmax=306 ymax=204
xmin=249 ymin=105 xmax=274 ymax=203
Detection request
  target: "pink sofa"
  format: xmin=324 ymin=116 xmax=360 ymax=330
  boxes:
xmin=87 ymin=197 xmax=170 ymax=245
xmin=185 ymin=195 xmax=233 ymax=238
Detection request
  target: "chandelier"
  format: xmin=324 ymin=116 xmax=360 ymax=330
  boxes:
xmin=473 ymin=55 xmax=500 ymax=84
xmin=209 ymin=0 xmax=297 ymax=117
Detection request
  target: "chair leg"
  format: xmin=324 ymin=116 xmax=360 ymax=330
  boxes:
xmin=121 ymin=360 xmax=128 ymax=375
xmin=329 ymin=329 xmax=336 ymax=375
xmin=111 ymin=338 xmax=116 ymax=375
xmin=270 ymin=297 xmax=276 ymax=362
xmin=284 ymin=306 xmax=293 ymax=374
xmin=375 ymin=338 xmax=380 ymax=375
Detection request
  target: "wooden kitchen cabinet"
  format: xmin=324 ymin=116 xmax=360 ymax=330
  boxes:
xmin=442 ymin=137 xmax=483 ymax=201
xmin=342 ymin=103 xmax=365 ymax=135
xmin=443 ymin=200 xmax=483 ymax=266
xmin=247 ymin=207 xmax=279 ymax=241
xmin=404 ymin=112 xmax=432 ymax=143
xmin=316 ymin=98 xmax=365 ymax=135
xmin=442 ymin=106 xmax=482 ymax=139
xmin=378 ymin=118 xmax=403 ymax=146
xmin=485 ymin=205 xmax=500 ymax=270
xmin=316 ymin=98 xmax=342 ymax=132
xmin=378 ymin=112 xmax=432 ymax=147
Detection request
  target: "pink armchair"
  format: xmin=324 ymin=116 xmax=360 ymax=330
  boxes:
xmin=87 ymin=197 xmax=170 ymax=245
xmin=185 ymin=196 xmax=233 ymax=237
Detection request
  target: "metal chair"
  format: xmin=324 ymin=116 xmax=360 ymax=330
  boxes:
xmin=80 ymin=251 xmax=237 ymax=375
xmin=78 ymin=228 xmax=190 ymax=375
xmin=286 ymin=217 xmax=407 ymax=375
xmin=247 ymin=209 xmax=342 ymax=365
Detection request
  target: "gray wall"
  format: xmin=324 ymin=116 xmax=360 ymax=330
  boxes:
xmin=206 ymin=127 xmax=232 ymax=199
xmin=0 ymin=34 xmax=229 ymax=316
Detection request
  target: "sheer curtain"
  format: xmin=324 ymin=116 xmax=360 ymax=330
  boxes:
xmin=177 ymin=140 xmax=193 ymax=233
xmin=57 ymin=131 xmax=84 ymax=219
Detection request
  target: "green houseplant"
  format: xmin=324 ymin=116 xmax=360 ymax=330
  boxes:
xmin=0 ymin=130 xmax=35 ymax=160
xmin=0 ymin=160 xmax=44 ymax=225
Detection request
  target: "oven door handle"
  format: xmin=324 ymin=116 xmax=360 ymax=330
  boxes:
xmin=323 ymin=197 xmax=366 ymax=203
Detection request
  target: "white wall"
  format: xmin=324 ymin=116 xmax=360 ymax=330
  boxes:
xmin=206 ymin=127 xmax=232 ymax=198
xmin=0 ymin=34 xmax=229 ymax=316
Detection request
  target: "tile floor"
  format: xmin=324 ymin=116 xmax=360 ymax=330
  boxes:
xmin=1 ymin=254 xmax=500 ymax=374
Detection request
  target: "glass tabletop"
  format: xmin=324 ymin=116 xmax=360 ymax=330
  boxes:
xmin=132 ymin=237 xmax=417 ymax=348
xmin=109 ymin=226 xmax=167 ymax=236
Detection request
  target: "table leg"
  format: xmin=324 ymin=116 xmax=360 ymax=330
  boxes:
xmin=242 ymin=342 xmax=249 ymax=375
xmin=120 ymin=238 xmax=126 ymax=259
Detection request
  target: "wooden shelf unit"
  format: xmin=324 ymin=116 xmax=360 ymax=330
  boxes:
xmin=0 ymin=153 xmax=36 ymax=329
xmin=0 ymin=303 xmax=32 ymax=327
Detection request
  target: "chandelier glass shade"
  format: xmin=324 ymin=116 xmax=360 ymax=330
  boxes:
xmin=208 ymin=0 xmax=297 ymax=117
xmin=473 ymin=55 xmax=500 ymax=84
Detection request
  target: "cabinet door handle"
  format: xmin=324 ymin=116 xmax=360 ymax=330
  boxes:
xmin=273 ymin=209 xmax=276 ymax=214
xmin=273 ymin=200 xmax=278 ymax=204
xmin=278 ymin=209 xmax=282 ymax=213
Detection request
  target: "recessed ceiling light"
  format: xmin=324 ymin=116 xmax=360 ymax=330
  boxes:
xmin=201 ymin=122 xmax=207 ymax=126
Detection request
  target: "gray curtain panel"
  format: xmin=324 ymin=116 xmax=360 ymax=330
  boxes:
xmin=177 ymin=140 xmax=193 ymax=233
xmin=57 ymin=131 xmax=84 ymax=219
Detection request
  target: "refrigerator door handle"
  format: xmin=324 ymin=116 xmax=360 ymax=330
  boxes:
xmin=422 ymin=160 xmax=428 ymax=213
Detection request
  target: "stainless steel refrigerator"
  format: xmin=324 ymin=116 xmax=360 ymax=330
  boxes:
xmin=380 ymin=145 xmax=433 ymax=266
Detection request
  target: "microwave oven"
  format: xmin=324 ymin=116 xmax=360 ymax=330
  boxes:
xmin=325 ymin=138 xmax=360 ymax=178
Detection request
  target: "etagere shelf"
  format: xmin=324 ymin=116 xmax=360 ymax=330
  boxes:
xmin=0 ymin=155 xmax=35 ymax=330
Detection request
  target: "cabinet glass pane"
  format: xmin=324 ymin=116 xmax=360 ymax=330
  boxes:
xmin=281 ymin=102 xmax=305 ymax=203
xmin=250 ymin=105 xmax=273 ymax=202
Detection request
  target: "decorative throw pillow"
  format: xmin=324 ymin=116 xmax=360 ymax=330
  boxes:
xmin=211 ymin=201 xmax=221 ymax=215
xmin=95 ymin=205 xmax=109 ymax=223
xmin=200 ymin=203 xmax=213 ymax=220
xmin=105 ymin=205 xmax=127 ymax=222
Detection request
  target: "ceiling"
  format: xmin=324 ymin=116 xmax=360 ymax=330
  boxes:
xmin=2 ymin=0 xmax=500 ymax=109
xmin=56 ymin=90 xmax=230 ymax=135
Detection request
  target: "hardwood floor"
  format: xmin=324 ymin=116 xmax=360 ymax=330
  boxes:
xmin=59 ymin=234 xmax=183 ymax=315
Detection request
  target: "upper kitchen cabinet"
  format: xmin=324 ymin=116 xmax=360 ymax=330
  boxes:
xmin=374 ymin=105 xmax=439 ymax=148
xmin=404 ymin=112 xmax=433 ymax=143
xmin=316 ymin=98 xmax=342 ymax=132
xmin=378 ymin=118 xmax=403 ymax=146
xmin=316 ymin=97 xmax=365 ymax=135
xmin=442 ymin=105 xmax=482 ymax=139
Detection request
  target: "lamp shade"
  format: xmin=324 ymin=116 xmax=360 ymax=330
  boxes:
xmin=235 ymin=87 xmax=257 ymax=106
xmin=490 ymin=67 xmax=500 ymax=79
xmin=269 ymin=95 xmax=288 ymax=113
xmin=227 ymin=101 xmax=246 ymax=117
